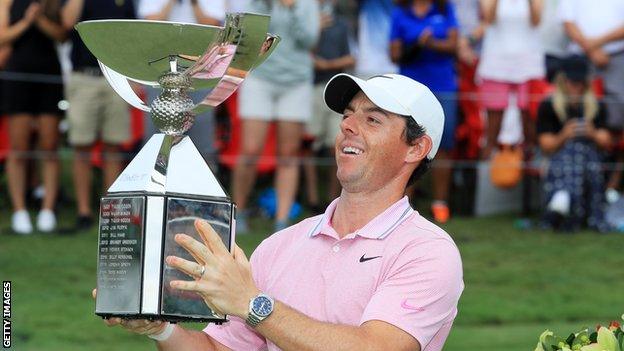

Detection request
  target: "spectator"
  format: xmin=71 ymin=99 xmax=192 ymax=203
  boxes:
xmin=304 ymin=0 xmax=355 ymax=211
xmin=138 ymin=0 xmax=226 ymax=169
xmin=61 ymin=0 xmax=135 ymax=230
xmin=540 ymin=0 xmax=569 ymax=82
xmin=354 ymin=0 xmax=397 ymax=77
xmin=231 ymin=0 xmax=319 ymax=233
xmin=559 ymin=0 xmax=624 ymax=135
xmin=478 ymin=0 xmax=545 ymax=159
xmin=452 ymin=0 xmax=484 ymax=161
xmin=537 ymin=56 xmax=612 ymax=232
xmin=1 ymin=0 xmax=66 ymax=234
xmin=389 ymin=0 xmax=458 ymax=223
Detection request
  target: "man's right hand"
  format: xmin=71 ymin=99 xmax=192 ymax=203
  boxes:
xmin=561 ymin=120 xmax=579 ymax=141
xmin=92 ymin=288 xmax=169 ymax=337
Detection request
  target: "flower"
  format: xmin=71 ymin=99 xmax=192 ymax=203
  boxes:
xmin=536 ymin=315 xmax=624 ymax=351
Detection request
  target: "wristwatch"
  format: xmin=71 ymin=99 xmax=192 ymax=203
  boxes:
xmin=246 ymin=293 xmax=274 ymax=328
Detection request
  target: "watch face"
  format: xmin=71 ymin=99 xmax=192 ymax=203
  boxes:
xmin=252 ymin=295 xmax=273 ymax=317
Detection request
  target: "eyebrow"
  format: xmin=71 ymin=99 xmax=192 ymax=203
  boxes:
xmin=343 ymin=105 xmax=390 ymax=118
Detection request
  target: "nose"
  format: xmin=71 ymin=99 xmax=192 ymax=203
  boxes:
xmin=340 ymin=114 xmax=359 ymax=136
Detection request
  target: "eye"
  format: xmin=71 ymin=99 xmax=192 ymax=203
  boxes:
xmin=367 ymin=116 xmax=381 ymax=124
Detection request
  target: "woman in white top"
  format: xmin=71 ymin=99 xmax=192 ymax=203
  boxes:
xmin=477 ymin=0 xmax=544 ymax=159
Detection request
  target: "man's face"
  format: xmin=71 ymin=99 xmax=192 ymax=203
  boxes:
xmin=335 ymin=91 xmax=416 ymax=193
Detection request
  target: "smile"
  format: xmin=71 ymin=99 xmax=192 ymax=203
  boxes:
xmin=342 ymin=146 xmax=364 ymax=155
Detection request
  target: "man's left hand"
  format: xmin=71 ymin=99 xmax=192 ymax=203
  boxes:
xmin=166 ymin=219 xmax=259 ymax=319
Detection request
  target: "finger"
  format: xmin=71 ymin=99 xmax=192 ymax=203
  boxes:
xmin=166 ymin=255 xmax=204 ymax=279
xmin=174 ymin=233 xmax=215 ymax=266
xmin=170 ymin=279 xmax=203 ymax=292
xmin=104 ymin=317 xmax=122 ymax=327
xmin=195 ymin=219 xmax=228 ymax=256
xmin=92 ymin=288 xmax=97 ymax=299
xmin=233 ymin=244 xmax=250 ymax=267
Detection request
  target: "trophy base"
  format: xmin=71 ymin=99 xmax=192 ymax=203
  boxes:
xmin=95 ymin=192 xmax=235 ymax=323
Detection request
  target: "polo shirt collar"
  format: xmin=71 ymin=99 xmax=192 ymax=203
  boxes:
xmin=307 ymin=196 xmax=414 ymax=240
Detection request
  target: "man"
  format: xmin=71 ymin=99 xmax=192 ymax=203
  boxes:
xmin=61 ymin=0 xmax=135 ymax=229
xmin=560 ymin=0 xmax=624 ymax=131
xmin=102 ymin=74 xmax=464 ymax=351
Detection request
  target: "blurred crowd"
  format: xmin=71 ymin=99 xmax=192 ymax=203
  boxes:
xmin=0 ymin=0 xmax=623 ymax=235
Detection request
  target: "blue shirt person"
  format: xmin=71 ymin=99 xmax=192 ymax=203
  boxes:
xmin=389 ymin=0 xmax=459 ymax=224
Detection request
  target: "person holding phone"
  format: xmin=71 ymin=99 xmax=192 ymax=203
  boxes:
xmin=536 ymin=56 xmax=613 ymax=232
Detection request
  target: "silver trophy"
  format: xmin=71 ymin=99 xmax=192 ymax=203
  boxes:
xmin=75 ymin=14 xmax=279 ymax=323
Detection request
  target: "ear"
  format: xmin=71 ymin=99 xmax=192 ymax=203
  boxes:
xmin=405 ymin=135 xmax=432 ymax=165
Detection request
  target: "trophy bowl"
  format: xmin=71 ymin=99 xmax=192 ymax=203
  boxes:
xmin=76 ymin=13 xmax=279 ymax=323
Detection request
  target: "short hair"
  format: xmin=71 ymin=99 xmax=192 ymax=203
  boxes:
xmin=400 ymin=115 xmax=431 ymax=187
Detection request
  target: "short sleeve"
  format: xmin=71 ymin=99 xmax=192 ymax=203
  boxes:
xmin=360 ymin=239 xmax=463 ymax=349
xmin=389 ymin=8 xmax=403 ymax=41
xmin=536 ymin=98 xmax=562 ymax=135
xmin=137 ymin=0 xmax=167 ymax=19
xmin=445 ymin=3 xmax=459 ymax=29
xmin=199 ymin=0 xmax=226 ymax=22
xmin=203 ymin=239 xmax=275 ymax=350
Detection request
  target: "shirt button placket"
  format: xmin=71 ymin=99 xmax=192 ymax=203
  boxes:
xmin=332 ymin=244 xmax=340 ymax=253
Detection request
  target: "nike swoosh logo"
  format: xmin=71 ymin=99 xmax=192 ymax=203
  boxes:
xmin=359 ymin=254 xmax=382 ymax=263
xmin=401 ymin=299 xmax=426 ymax=312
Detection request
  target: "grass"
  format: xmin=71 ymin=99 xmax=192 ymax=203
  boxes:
xmin=2 ymin=209 xmax=623 ymax=351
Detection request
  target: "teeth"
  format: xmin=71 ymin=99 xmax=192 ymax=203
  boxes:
xmin=343 ymin=146 xmax=363 ymax=155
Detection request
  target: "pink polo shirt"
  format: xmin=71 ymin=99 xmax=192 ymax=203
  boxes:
xmin=204 ymin=196 xmax=464 ymax=351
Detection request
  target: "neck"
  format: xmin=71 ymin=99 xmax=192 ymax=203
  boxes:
xmin=332 ymin=180 xmax=407 ymax=239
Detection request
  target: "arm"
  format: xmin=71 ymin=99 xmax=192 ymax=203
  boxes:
xmin=587 ymin=25 xmax=624 ymax=50
xmin=389 ymin=39 xmax=402 ymax=64
xmin=424 ymin=28 xmax=458 ymax=54
xmin=60 ymin=0 xmax=83 ymax=30
xmin=191 ymin=0 xmax=221 ymax=26
xmin=167 ymin=220 xmax=424 ymax=351
xmin=527 ymin=0 xmax=543 ymax=27
xmin=34 ymin=14 xmax=67 ymax=42
xmin=142 ymin=0 xmax=174 ymax=21
xmin=480 ymin=0 xmax=498 ymax=25
xmin=0 ymin=0 xmax=37 ymax=46
xmin=564 ymin=21 xmax=592 ymax=53
xmin=255 ymin=303 xmax=420 ymax=351
xmin=538 ymin=130 xmax=572 ymax=155
xmin=315 ymin=54 xmax=355 ymax=71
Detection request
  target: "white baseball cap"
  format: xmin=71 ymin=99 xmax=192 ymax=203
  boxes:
xmin=323 ymin=73 xmax=445 ymax=160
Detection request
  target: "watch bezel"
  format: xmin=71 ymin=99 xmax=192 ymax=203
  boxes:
xmin=251 ymin=294 xmax=274 ymax=317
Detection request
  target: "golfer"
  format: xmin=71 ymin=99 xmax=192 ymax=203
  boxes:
xmin=103 ymin=73 xmax=464 ymax=351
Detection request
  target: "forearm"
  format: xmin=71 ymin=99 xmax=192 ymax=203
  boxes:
xmin=324 ymin=55 xmax=355 ymax=70
xmin=255 ymin=302 xmax=386 ymax=351
xmin=597 ymin=25 xmax=624 ymax=47
xmin=427 ymin=34 xmax=458 ymax=55
xmin=564 ymin=22 xmax=591 ymax=53
xmin=156 ymin=324 xmax=222 ymax=351
xmin=60 ymin=0 xmax=83 ymax=30
xmin=539 ymin=133 xmax=567 ymax=154
xmin=35 ymin=17 xmax=67 ymax=42
xmin=591 ymin=129 xmax=612 ymax=150
xmin=144 ymin=1 xmax=174 ymax=21
xmin=389 ymin=40 xmax=402 ymax=63
xmin=191 ymin=4 xmax=221 ymax=26
xmin=0 ymin=19 xmax=30 ymax=45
